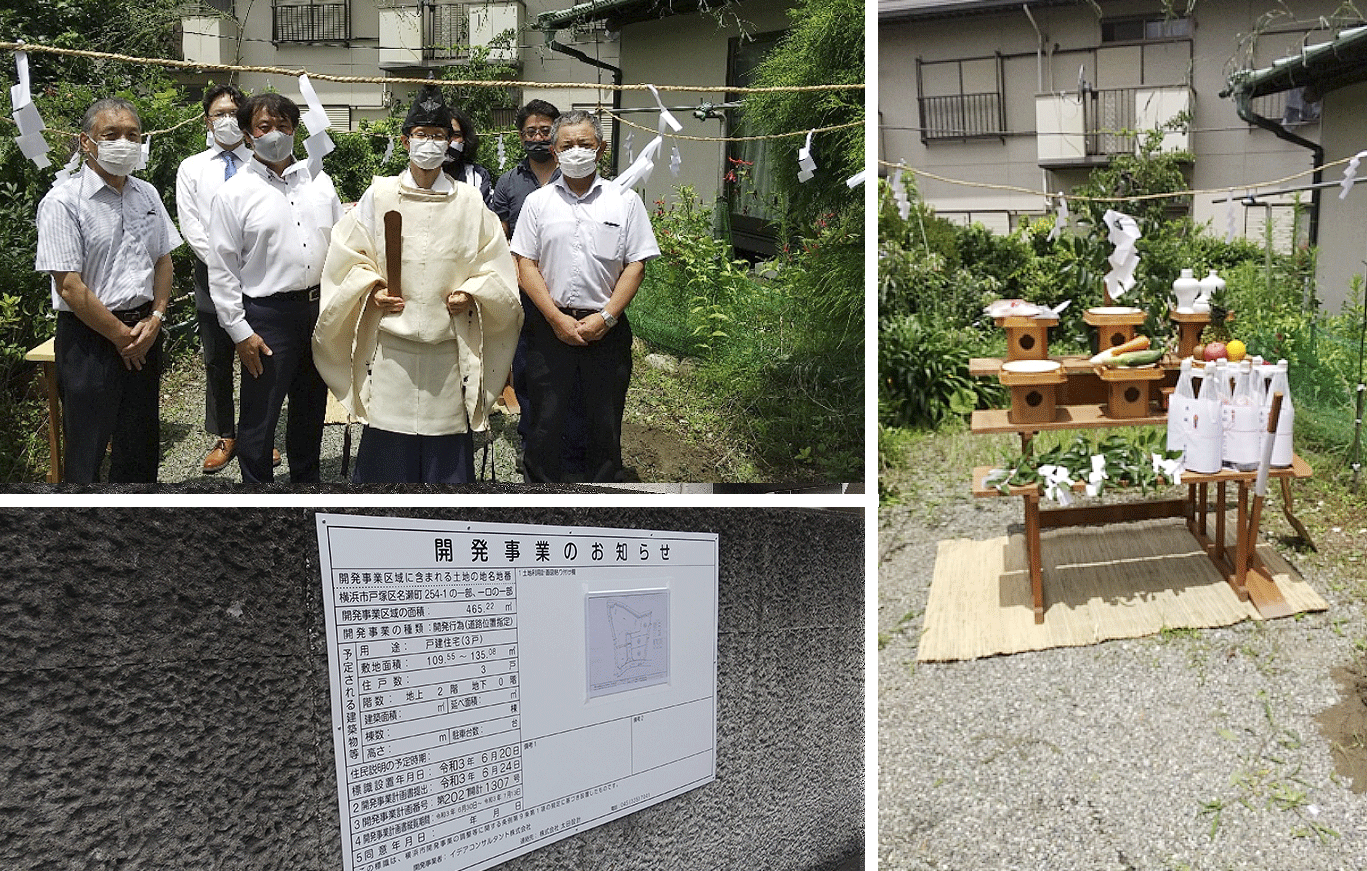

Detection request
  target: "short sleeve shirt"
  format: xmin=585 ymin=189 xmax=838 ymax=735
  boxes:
xmin=509 ymin=175 xmax=660 ymax=310
xmin=490 ymin=158 xmax=560 ymax=236
xmin=35 ymin=163 xmax=183 ymax=311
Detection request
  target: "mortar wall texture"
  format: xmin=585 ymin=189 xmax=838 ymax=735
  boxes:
xmin=0 ymin=507 xmax=863 ymax=871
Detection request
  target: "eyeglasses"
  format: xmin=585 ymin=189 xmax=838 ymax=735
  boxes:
xmin=409 ymin=132 xmax=450 ymax=142
xmin=522 ymin=126 xmax=553 ymax=139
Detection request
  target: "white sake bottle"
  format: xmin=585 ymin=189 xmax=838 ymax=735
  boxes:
xmin=1222 ymin=360 xmax=1261 ymax=471
xmin=1263 ymin=360 xmax=1295 ymax=467
xmin=1166 ymin=357 xmax=1196 ymax=458
xmin=1184 ymin=362 xmax=1223 ymax=474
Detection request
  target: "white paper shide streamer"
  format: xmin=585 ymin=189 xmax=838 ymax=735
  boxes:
xmin=496 ymin=133 xmax=506 ymax=169
xmin=1101 ymin=209 xmax=1141 ymax=302
xmin=1047 ymin=192 xmax=1069 ymax=241
xmin=1225 ymin=190 xmax=1239 ymax=241
xmin=297 ymin=74 xmax=335 ymax=179
xmin=797 ymin=129 xmax=817 ymax=183
xmin=845 ymin=169 xmax=866 ymax=188
xmin=669 ymin=145 xmax=682 ymax=178
xmin=889 ymin=164 xmax=910 ymax=221
xmin=11 ymin=50 xmax=52 ymax=169
xmin=612 ymin=84 xmax=682 ymax=191
xmin=1339 ymin=149 xmax=1367 ymax=200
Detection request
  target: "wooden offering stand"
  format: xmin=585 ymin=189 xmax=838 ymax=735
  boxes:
xmin=968 ymin=301 xmax=1313 ymax=624
xmin=995 ymin=315 xmax=1056 ymax=361
xmin=1083 ymin=307 xmax=1147 ymax=350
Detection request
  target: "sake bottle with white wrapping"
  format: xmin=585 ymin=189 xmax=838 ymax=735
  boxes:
xmin=1262 ymin=360 xmax=1295 ymax=467
xmin=1222 ymin=360 xmax=1261 ymax=471
xmin=1184 ymin=362 xmax=1223 ymax=474
xmin=1166 ymin=357 xmax=1196 ymax=459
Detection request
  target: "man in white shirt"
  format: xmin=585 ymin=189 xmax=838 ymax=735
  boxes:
xmin=175 ymin=84 xmax=254 ymax=474
xmin=35 ymin=97 xmax=182 ymax=483
xmin=510 ymin=110 xmax=660 ymax=483
xmin=207 ymin=93 xmax=343 ymax=483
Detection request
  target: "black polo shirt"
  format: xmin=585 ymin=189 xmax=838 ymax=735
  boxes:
xmin=490 ymin=158 xmax=560 ymax=236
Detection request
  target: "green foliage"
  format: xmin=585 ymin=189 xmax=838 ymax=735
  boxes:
xmin=633 ymin=186 xmax=862 ymax=481
xmin=879 ymin=314 xmax=1001 ymax=428
xmin=984 ymin=429 xmax=1182 ymax=499
xmin=742 ymin=0 xmax=863 ymax=233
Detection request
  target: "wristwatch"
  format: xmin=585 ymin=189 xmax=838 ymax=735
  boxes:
xmin=599 ymin=309 xmax=617 ymax=329
xmin=151 ymin=309 xmax=166 ymax=321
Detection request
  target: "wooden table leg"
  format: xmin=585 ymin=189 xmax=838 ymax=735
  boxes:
xmin=1197 ymin=482 xmax=1209 ymax=540
xmin=1024 ymin=492 xmax=1044 ymax=623
xmin=38 ymin=361 xmax=63 ymax=483
xmin=1231 ymin=481 xmax=1249 ymax=600
xmin=1214 ymin=482 xmax=1227 ymax=564
xmin=1279 ymin=477 xmax=1317 ymax=550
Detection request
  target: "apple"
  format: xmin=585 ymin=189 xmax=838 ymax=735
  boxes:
xmin=1203 ymin=342 xmax=1227 ymax=362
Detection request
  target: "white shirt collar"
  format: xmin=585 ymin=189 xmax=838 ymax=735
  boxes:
xmin=79 ymin=161 xmax=127 ymax=198
xmin=245 ymin=155 xmax=308 ymax=183
xmin=401 ymin=167 xmax=454 ymax=194
xmin=552 ymin=173 xmax=603 ymax=200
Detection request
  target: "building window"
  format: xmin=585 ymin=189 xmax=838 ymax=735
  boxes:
xmin=915 ymin=56 xmax=1005 ymax=142
xmin=1101 ymin=15 xmax=1191 ymax=43
xmin=426 ymin=2 xmax=471 ymax=60
xmin=273 ymin=1 xmax=350 ymax=43
xmin=726 ymin=30 xmax=786 ymax=256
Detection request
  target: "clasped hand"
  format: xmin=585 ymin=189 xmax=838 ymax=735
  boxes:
xmin=118 ymin=317 xmax=159 ymax=371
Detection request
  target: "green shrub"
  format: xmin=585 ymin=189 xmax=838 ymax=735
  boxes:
xmin=879 ymin=314 xmax=1002 ymax=428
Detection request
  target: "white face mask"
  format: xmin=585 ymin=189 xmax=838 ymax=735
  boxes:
xmin=557 ymin=146 xmax=599 ymax=179
xmin=92 ymin=138 xmax=141 ymax=177
xmin=409 ymin=139 xmax=448 ymax=171
xmin=212 ymin=115 xmax=243 ymax=148
xmin=251 ymin=129 xmax=295 ymax=164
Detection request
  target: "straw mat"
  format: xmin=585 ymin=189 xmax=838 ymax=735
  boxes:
xmin=917 ymin=517 xmax=1326 ymax=662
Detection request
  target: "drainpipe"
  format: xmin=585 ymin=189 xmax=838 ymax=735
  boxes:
xmin=545 ymin=34 xmax=624 ymax=171
xmin=1234 ymin=94 xmax=1322 ymax=247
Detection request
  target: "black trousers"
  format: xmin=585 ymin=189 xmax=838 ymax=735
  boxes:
xmin=55 ymin=309 xmax=161 ymax=483
xmin=192 ymin=257 xmax=236 ymax=438
xmin=522 ymin=305 xmax=632 ymax=483
xmin=352 ymin=426 xmax=475 ymax=484
xmin=513 ymin=291 xmax=588 ymax=474
xmin=236 ymin=293 xmax=327 ymax=484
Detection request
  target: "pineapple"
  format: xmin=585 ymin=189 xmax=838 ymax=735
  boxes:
xmin=1200 ymin=285 xmax=1232 ymax=345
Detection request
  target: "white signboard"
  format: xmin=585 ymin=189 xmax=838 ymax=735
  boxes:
xmin=316 ymin=515 xmax=719 ymax=871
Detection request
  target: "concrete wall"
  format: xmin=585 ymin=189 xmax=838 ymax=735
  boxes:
xmin=0 ymin=507 xmax=862 ymax=871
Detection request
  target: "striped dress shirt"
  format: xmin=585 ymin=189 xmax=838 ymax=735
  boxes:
xmin=35 ymin=163 xmax=182 ymax=311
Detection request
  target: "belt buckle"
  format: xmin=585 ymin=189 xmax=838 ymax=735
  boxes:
xmin=308 ymin=287 xmax=320 ymax=303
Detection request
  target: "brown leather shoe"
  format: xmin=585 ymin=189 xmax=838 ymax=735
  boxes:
xmin=203 ymin=438 xmax=235 ymax=473
xmin=272 ymin=448 xmax=282 ymax=467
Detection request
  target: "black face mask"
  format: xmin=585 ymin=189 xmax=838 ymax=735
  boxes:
xmin=524 ymin=140 xmax=553 ymax=161
xmin=446 ymin=143 xmax=465 ymax=165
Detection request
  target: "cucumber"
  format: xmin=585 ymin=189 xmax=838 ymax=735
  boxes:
xmin=1107 ymin=348 xmax=1164 ymax=367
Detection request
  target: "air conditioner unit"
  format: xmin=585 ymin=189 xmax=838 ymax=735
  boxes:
xmin=470 ymin=3 xmax=524 ymax=63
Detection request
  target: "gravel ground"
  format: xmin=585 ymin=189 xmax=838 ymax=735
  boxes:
xmin=157 ymin=359 xmax=524 ymax=485
xmin=879 ymin=456 xmax=1367 ymax=870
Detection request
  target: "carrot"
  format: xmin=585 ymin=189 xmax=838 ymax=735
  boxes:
xmin=1108 ymin=335 xmax=1150 ymax=356
xmin=1088 ymin=334 xmax=1150 ymax=364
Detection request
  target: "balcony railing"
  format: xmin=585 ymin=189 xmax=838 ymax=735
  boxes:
xmin=273 ymin=2 xmax=350 ymax=43
xmin=1084 ymin=87 xmax=1138 ymax=156
xmin=918 ymin=92 xmax=1005 ymax=142
xmin=426 ymin=2 xmax=471 ymax=59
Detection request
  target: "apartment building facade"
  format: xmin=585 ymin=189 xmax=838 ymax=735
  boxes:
xmin=879 ymin=0 xmax=1362 ymax=291
xmin=179 ymin=0 xmax=617 ymax=135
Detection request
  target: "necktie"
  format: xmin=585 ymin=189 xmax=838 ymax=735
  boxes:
xmin=222 ymin=150 xmax=237 ymax=180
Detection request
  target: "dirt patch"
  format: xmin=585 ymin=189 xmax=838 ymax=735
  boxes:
xmin=1316 ymin=662 xmax=1367 ymax=793
xmin=620 ymin=421 xmax=726 ymax=483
